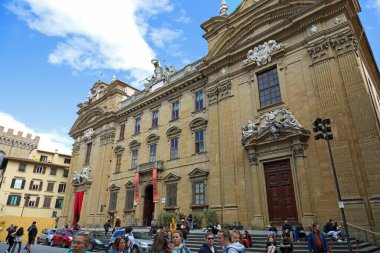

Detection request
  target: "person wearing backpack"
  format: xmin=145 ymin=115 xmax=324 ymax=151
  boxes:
xmin=124 ymin=226 xmax=135 ymax=253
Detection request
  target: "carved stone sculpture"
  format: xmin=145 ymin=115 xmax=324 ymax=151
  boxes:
xmin=83 ymin=128 xmax=94 ymax=139
xmin=243 ymin=40 xmax=284 ymax=67
xmin=144 ymin=59 xmax=176 ymax=91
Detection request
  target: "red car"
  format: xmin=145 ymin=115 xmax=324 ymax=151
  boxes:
xmin=50 ymin=228 xmax=74 ymax=248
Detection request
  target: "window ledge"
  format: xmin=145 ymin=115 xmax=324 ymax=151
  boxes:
xmin=257 ymin=101 xmax=284 ymax=112
xmin=190 ymin=204 xmax=208 ymax=210
xmin=132 ymin=132 xmax=141 ymax=137
xmin=191 ymin=108 xmax=206 ymax=116
xmin=169 ymin=118 xmax=180 ymax=123
xmin=192 ymin=151 xmax=208 ymax=156
xmin=123 ymin=208 xmax=135 ymax=213
xmin=164 ymin=206 xmax=179 ymax=211
xmin=149 ymin=126 xmax=159 ymax=131
xmin=167 ymin=158 xmax=180 ymax=162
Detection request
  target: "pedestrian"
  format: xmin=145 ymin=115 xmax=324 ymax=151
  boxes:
xmin=109 ymin=237 xmax=128 ymax=253
xmin=187 ymin=214 xmax=193 ymax=230
xmin=173 ymin=230 xmax=191 ymax=253
xmin=307 ymin=223 xmax=328 ymax=253
xmin=68 ymin=232 xmax=89 ymax=253
xmin=25 ymin=221 xmax=38 ymax=253
xmin=113 ymin=217 xmax=121 ymax=233
xmin=151 ymin=231 xmax=176 ymax=253
xmin=104 ymin=220 xmax=111 ymax=237
xmin=279 ymin=232 xmax=293 ymax=253
xmin=217 ymin=230 xmax=244 ymax=253
xmin=73 ymin=222 xmax=81 ymax=231
xmin=198 ymin=232 xmax=217 ymax=253
xmin=230 ymin=231 xmax=245 ymax=252
xmin=124 ymin=226 xmax=135 ymax=253
xmin=6 ymin=224 xmax=15 ymax=243
xmin=5 ymin=225 xmax=17 ymax=253
xmin=11 ymin=227 xmax=24 ymax=253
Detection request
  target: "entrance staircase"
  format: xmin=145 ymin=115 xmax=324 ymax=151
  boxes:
xmin=184 ymin=230 xmax=380 ymax=253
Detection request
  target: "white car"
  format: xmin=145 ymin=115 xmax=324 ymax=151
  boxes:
xmin=37 ymin=228 xmax=57 ymax=245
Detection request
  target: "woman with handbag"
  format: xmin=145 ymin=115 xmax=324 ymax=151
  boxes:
xmin=11 ymin=227 xmax=24 ymax=253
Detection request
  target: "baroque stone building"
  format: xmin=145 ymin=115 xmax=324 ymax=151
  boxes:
xmin=62 ymin=0 xmax=380 ymax=234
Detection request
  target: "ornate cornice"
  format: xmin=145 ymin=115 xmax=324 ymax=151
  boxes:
xmin=330 ymin=32 xmax=357 ymax=56
xmin=207 ymin=81 xmax=232 ymax=105
xmin=307 ymin=40 xmax=330 ymax=63
xmin=100 ymin=131 xmax=115 ymax=145
xmin=292 ymin=143 xmax=308 ymax=157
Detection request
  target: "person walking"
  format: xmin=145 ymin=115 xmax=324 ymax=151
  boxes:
xmin=308 ymin=224 xmax=328 ymax=253
xmin=26 ymin=221 xmax=38 ymax=253
xmin=187 ymin=214 xmax=193 ymax=230
xmin=5 ymin=225 xmax=17 ymax=253
xmin=124 ymin=226 xmax=135 ymax=253
xmin=5 ymin=224 xmax=15 ymax=243
xmin=109 ymin=237 xmax=128 ymax=253
xmin=11 ymin=227 xmax=24 ymax=253
xmin=104 ymin=220 xmax=111 ymax=237
xmin=198 ymin=232 xmax=217 ymax=253
xmin=68 ymin=232 xmax=89 ymax=253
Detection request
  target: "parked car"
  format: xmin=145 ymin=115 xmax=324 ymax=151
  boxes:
xmin=108 ymin=229 xmax=153 ymax=253
xmin=75 ymin=230 xmax=108 ymax=251
xmin=51 ymin=228 xmax=74 ymax=248
xmin=36 ymin=228 xmax=57 ymax=245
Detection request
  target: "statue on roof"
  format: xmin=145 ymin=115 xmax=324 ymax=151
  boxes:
xmin=144 ymin=59 xmax=176 ymax=91
xmin=220 ymin=0 xmax=229 ymax=16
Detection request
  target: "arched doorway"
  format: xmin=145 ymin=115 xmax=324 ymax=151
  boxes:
xmin=143 ymin=185 xmax=154 ymax=226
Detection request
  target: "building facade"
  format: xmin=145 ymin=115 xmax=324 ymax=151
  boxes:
xmin=0 ymin=127 xmax=71 ymax=218
xmin=62 ymin=0 xmax=380 ymax=234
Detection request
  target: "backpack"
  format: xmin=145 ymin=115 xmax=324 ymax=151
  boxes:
xmin=124 ymin=233 xmax=131 ymax=251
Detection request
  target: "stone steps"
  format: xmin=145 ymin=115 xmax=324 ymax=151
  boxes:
xmin=184 ymin=230 xmax=380 ymax=253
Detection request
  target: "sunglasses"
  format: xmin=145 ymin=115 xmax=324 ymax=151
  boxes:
xmin=207 ymin=238 xmax=214 ymax=240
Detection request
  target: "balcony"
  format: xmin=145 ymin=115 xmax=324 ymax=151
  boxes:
xmin=137 ymin=160 xmax=164 ymax=173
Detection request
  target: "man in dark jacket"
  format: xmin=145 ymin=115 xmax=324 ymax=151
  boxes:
xmin=198 ymin=232 xmax=217 ymax=253
xmin=308 ymin=224 xmax=328 ymax=253
xmin=26 ymin=221 xmax=38 ymax=253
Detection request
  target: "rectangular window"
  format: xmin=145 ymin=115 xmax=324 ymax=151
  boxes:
xmin=18 ymin=162 xmax=26 ymax=172
xmin=109 ymin=191 xmax=118 ymax=211
xmin=99 ymin=205 xmax=106 ymax=213
xmin=43 ymin=196 xmax=52 ymax=208
xmin=55 ymin=199 xmax=64 ymax=209
xmin=258 ymin=67 xmax=281 ymax=107
xmin=131 ymin=150 xmax=138 ymax=169
xmin=63 ymin=169 xmax=69 ymax=178
xmin=11 ymin=178 xmax=25 ymax=189
xmin=58 ymin=183 xmax=66 ymax=193
xmin=29 ymin=180 xmax=42 ymax=191
xmin=40 ymin=155 xmax=48 ymax=162
xmin=170 ymin=138 xmax=179 ymax=160
xmin=195 ymin=130 xmax=204 ymax=153
xmin=125 ymin=188 xmax=134 ymax=210
xmin=149 ymin=144 xmax=157 ymax=162
xmin=52 ymin=211 xmax=58 ymax=217
xmin=50 ymin=167 xmax=57 ymax=176
xmin=47 ymin=182 xmax=55 ymax=192
xmin=6 ymin=195 xmax=21 ymax=206
xmin=152 ymin=110 xmax=159 ymax=128
xmin=84 ymin=142 xmax=92 ymax=165
xmin=34 ymin=165 xmax=45 ymax=174
xmin=119 ymin=123 xmax=125 ymax=140
xmin=166 ymin=183 xmax=177 ymax=207
xmin=172 ymin=100 xmax=179 ymax=120
xmin=115 ymin=155 xmax=122 ymax=173
xmin=27 ymin=196 xmax=40 ymax=208
xmin=64 ymin=158 xmax=71 ymax=164
xmin=193 ymin=181 xmax=205 ymax=205
xmin=195 ymin=91 xmax=204 ymax=111
xmin=135 ymin=117 xmax=141 ymax=134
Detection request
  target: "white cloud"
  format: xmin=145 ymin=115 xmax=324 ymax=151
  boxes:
xmin=366 ymin=0 xmax=380 ymax=16
xmin=149 ymin=27 xmax=183 ymax=49
xmin=0 ymin=112 xmax=73 ymax=155
xmin=175 ymin=9 xmax=191 ymax=24
xmin=5 ymin=0 xmax=175 ymax=83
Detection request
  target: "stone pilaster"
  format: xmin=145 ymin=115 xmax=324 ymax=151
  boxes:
xmin=247 ymin=151 xmax=264 ymax=228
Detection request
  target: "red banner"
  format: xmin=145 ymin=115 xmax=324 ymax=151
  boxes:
xmin=134 ymin=172 xmax=139 ymax=204
xmin=152 ymin=166 xmax=157 ymax=202
xmin=72 ymin=191 xmax=84 ymax=226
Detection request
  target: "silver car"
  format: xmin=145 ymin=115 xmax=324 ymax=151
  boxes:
xmin=108 ymin=230 xmax=153 ymax=253
xmin=37 ymin=228 xmax=57 ymax=245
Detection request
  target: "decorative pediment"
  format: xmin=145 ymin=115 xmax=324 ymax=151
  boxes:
xmin=242 ymin=40 xmax=285 ymax=67
xmin=188 ymin=168 xmax=209 ymax=179
xmin=129 ymin=140 xmax=141 ymax=149
xmin=241 ymin=107 xmax=310 ymax=147
xmin=108 ymin=183 xmax=121 ymax=191
xmin=71 ymin=106 xmax=107 ymax=133
xmin=146 ymin=134 xmax=160 ymax=144
xmin=124 ymin=181 xmax=134 ymax=188
xmin=164 ymin=173 xmax=181 ymax=182
xmin=189 ymin=118 xmax=208 ymax=130
xmin=166 ymin=126 xmax=182 ymax=138
xmin=114 ymin=145 xmax=125 ymax=154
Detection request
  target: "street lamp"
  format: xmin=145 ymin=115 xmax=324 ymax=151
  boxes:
xmin=21 ymin=194 xmax=30 ymax=217
xmin=313 ymin=118 xmax=352 ymax=252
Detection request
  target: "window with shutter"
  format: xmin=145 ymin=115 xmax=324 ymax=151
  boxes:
xmin=84 ymin=142 xmax=92 ymax=165
xmin=47 ymin=182 xmax=55 ymax=192
xmin=39 ymin=181 xmax=43 ymax=191
xmin=125 ymin=188 xmax=134 ymax=210
xmin=55 ymin=198 xmax=64 ymax=209
xmin=119 ymin=123 xmax=125 ymax=140
xmin=109 ymin=191 xmax=118 ymax=211
xmin=6 ymin=195 xmax=21 ymax=206
xmin=18 ymin=162 xmax=26 ymax=172
xmin=43 ymin=197 xmax=52 ymax=208
xmin=192 ymin=181 xmax=205 ymax=205
xmin=115 ymin=154 xmax=122 ymax=173
xmin=50 ymin=167 xmax=57 ymax=175
xmin=58 ymin=183 xmax=66 ymax=193
xmin=166 ymin=183 xmax=177 ymax=207
xmin=34 ymin=165 xmax=44 ymax=174
xmin=11 ymin=178 xmax=25 ymax=189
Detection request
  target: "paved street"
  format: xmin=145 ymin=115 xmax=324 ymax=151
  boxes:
xmin=0 ymin=242 xmax=107 ymax=253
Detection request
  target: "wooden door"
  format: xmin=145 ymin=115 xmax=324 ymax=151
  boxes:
xmin=264 ymin=160 xmax=298 ymax=225
xmin=143 ymin=185 xmax=154 ymax=226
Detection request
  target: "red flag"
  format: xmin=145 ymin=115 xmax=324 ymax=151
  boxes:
xmin=153 ymin=166 xmax=157 ymax=202
xmin=134 ymin=172 xmax=139 ymax=204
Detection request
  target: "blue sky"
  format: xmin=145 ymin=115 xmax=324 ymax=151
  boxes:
xmin=0 ymin=0 xmax=379 ymax=155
